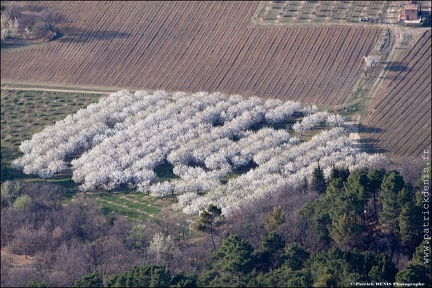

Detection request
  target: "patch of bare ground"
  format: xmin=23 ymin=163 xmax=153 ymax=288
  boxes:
xmin=1 ymin=248 xmax=37 ymax=267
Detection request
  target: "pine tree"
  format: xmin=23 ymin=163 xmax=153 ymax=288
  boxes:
xmin=74 ymin=272 xmax=103 ymax=288
xmin=255 ymin=232 xmax=286 ymax=272
xmin=367 ymin=253 xmax=397 ymax=283
xmin=197 ymin=204 xmax=223 ymax=250
xmin=367 ymin=168 xmax=386 ymax=217
xmin=284 ymin=243 xmax=310 ymax=271
xmin=345 ymin=168 xmax=370 ymax=203
xmin=396 ymin=264 xmax=431 ymax=285
xmin=311 ymin=163 xmax=326 ymax=195
xmin=397 ymin=187 xmax=412 ymax=207
xmin=213 ymin=235 xmax=255 ymax=283
xmin=399 ymin=201 xmax=421 ymax=248
xmin=329 ymin=213 xmax=363 ymax=250
xmin=343 ymin=168 xmax=371 ymax=223
xmin=412 ymin=239 xmax=431 ymax=274
xmin=329 ymin=166 xmax=350 ymax=182
xmin=379 ymin=171 xmax=406 ymax=234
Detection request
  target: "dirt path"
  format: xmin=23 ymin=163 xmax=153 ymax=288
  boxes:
xmin=1 ymin=80 xmax=126 ymax=95
xmin=1 ymin=248 xmax=37 ymax=267
xmin=5 ymin=86 xmax=112 ymax=95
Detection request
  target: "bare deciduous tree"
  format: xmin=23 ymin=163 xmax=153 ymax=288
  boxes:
xmin=39 ymin=7 xmax=65 ymax=33
xmin=4 ymin=2 xmax=22 ymax=20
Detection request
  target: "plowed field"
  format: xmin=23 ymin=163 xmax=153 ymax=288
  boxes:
xmin=1 ymin=1 xmax=380 ymax=105
xmin=362 ymin=30 xmax=431 ymax=158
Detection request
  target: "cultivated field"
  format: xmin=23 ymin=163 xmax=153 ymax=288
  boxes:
xmin=362 ymin=30 xmax=431 ymax=158
xmin=252 ymin=1 xmax=401 ymax=26
xmin=1 ymin=1 xmax=380 ymax=105
xmin=0 ymin=89 xmax=101 ymax=162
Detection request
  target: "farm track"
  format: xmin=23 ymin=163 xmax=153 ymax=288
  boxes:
xmin=5 ymin=87 xmax=112 ymax=95
xmin=1 ymin=1 xmax=379 ymax=105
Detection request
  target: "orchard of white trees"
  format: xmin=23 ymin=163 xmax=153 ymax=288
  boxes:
xmin=13 ymin=90 xmax=386 ymax=215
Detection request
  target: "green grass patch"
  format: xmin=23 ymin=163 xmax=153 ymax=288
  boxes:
xmin=154 ymin=161 xmax=180 ymax=180
xmin=97 ymin=193 xmax=161 ymax=214
xmin=84 ymin=192 xmax=176 ymax=222
xmin=96 ymin=200 xmax=150 ymax=221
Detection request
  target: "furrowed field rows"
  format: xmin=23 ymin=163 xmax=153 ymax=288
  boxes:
xmin=363 ymin=30 xmax=431 ymax=158
xmin=145 ymin=2 xmax=211 ymax=89
xmin=299 ymin=27 xmax=343 ymax=102
xmin=301 ymin=27 xmax=330 ymax=101
xmin=1 ymin=1 xmax=380 ymax=105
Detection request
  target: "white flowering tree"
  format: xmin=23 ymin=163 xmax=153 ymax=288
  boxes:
xmin=12 ymin=89 xmax=385 ymax=215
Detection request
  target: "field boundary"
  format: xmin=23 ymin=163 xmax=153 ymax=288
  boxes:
xmin=1 ymin=80 xmax=118 ymax=95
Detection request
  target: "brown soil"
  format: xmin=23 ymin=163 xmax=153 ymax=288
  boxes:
xmin=2 ymin=2 xmax=379 ymax=105
xmin=1 ymin=248 xmax=37 ymax=267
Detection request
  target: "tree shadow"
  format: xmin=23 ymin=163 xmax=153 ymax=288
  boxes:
xmin=360 ymin=138 xmax=388 ymax=154
xmin=358 ymin=124 xmax=384 ymax=134
xmin=23 ymin=4 xmax=45 ymax=13
xmin=58 ymin=27 xmax=130 ymax=44
xmin=382 ymin=61 xmax=410 ymax=72
xmin=358 ymin=124 xmax=387 ymax=153
xmin=0 ymin=41 xmax=32 ymax=50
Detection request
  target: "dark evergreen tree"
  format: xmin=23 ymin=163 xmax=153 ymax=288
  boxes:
xmin=399 ymin=201 xmax=422 ymax=249
xmin=345 ymin=167 xmax=370 ymax=204
xmin=284 ymin=243 xmax=310 ymax=271
xmin=367 ymin=253 xmax=398 ymax=283
xmin=379 ymin=171 xmax=406 ymax=234
xmin=412 ymin=239 xmax=432 ymax=267
xmin=367 ymin=168 xmax=386 ymax=217
xmin=329 ymin=213 xmax=364 ymax=250
xmin=27 ymin=279 xmax=48 ymax=288
xmin=213 ymin=234 xmax=255 ymax=284
xmin=327 ymin=171 xmax=367 ymax=225
xmin=396 ymin=264 xmax=431 ymax=285
xmin=106 ymin=265 xmax=171 ymax=288
xmin=169 ymin=273 xmax=198 ymax=287
xmin=397 ymin=187 xmax=413 ymax=206
xmin=248 ymin=267 xmax=313 ymax=288
xmin=325 ymin=177 xmax=345 ymax=196
xmin=329 ymin=166 xmax=350 ymax=182
xmin=196 ymin=270 xmax=221 ymax=288
xmin=298 ymin=198 xmax=333 ymax=246
xmin=311 ymin=163 xmax=326 ymax=195
xmin=308 ymin=247 xmax=396 ymax=287
xmin=74 ymin=272 xmax=103 ymax=288
xmin=196 ymin=204 xmax=223 ymax=250
xmin=255 ymin=232 xmax=286 ymax=272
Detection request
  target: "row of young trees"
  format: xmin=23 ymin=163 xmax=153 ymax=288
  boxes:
xmin=13 ymin=90 xmax=387 ymax=215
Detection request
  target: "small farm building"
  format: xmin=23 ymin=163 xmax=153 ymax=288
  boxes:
xmin=405 ymin=4 xmax=420 ymax=20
